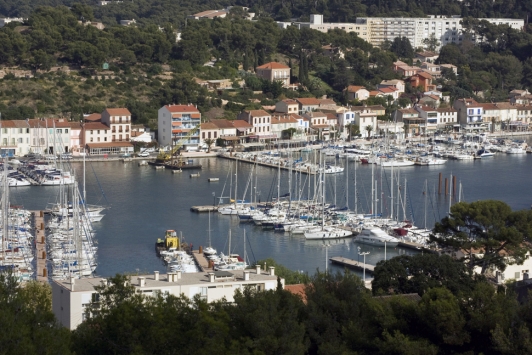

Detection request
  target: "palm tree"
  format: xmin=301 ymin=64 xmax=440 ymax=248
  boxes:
xmin=365 ymin=125 xmax=373 ymax=139
xmin=203 ymin=138 xmax=215 ymax=153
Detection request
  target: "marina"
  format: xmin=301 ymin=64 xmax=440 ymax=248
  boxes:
xmin=2 ymin=134 xmax=532 ymax=281
xmin=329 ymin=256 xmax=375 ymax=274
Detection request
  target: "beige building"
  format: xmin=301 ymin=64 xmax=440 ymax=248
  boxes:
xmin=346 ymin=86 xmax=370 ymax=101
xmin=275 ymin=99 xmax=299 ymax=114
xmin=237 ymin=110 xmax=273 ymax=138
xmin=255 ymin=62 xmax=290 ymax=87
xmin=52 ymin=268 xmax=282 ymax=330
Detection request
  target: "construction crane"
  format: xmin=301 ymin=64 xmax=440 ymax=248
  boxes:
xmin=156 ymin=124 xmax=201 ymax=163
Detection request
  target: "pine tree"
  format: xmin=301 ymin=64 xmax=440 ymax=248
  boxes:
xmin=243 ymin=51 xmax=250 ymax=71
xmin=254 ymin=50 xmax=258 ymax=71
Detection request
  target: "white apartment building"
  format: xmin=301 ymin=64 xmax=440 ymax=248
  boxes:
xmin=294 ymin=15 xmax=523 ymax=50
xmin=0 ymin=120 xmax=31 ymax=157
xmin=357 ymin=16 xmax=523 ymax=49
xmin=52 ymin=267 xmax=282 ymax=330
xmin=158 ymin=104 xmax=202 ymax=150
xmin=28 ymin=119 xmax=72 ymax=155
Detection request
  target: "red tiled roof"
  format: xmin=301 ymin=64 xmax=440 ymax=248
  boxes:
xmin=416 ymin=72 xmax=433 ymax=79
xmin=232 ymin=120 xmax=253 ymax=128
xmin=84 ymin=113 xmax=101 ymax=122
xmin=256 ymin=62 xmax=290 ymax=70
xmin=164 ymin=104 xmax=200 ymax=113
xmin=379 ymin=87 xmax=398 ymax=93
xmin=210 ymin=119 xmax=234 ymax=129
xmin=104 ymin=108 xmax=131 ymax=116
xmin=346 ymin=85 xmax=366 ymax=93
xmin=200 ymin=122 xmax=218 ymax=130
xmin=284 ymin=284 xmax=306 ymax=303
xmin=247 ymin=110 xmax=270 ymax=117
xmin=296 ymin=98 xmax=321 ymax=105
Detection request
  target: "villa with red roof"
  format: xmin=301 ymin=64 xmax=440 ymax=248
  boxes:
xmin=256 ymin=62 xmax=291 ymax=87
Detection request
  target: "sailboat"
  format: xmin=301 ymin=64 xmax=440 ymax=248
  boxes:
xmin=304 ymin=154 xmax=352 ymax=240
xmin=203 ymin=211 xmax=217 ymax=255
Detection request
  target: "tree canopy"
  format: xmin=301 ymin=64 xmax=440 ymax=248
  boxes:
xmin=430 ymin=200 xmax=532 ymax=275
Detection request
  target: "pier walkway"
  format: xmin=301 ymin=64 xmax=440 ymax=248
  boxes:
xmin=33 ymin=211 xmax=48 ymax=282
xmin=218 ymin=154 xmax=316 ymax=175
xmin=329 ymin=256 xmax=375 ymax=274
xmin=191 ymin=249 xmax=213 ymax=272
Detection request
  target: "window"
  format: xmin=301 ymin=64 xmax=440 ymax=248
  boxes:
xmin=90 ymin=138 xmax=93 ymax=142
xmin=56 ymin=129 xmax=62 ymax=133
xmin=65 ymin=129 xmax=68 ymax=134
xmin=104 ymin=137 xmax=107 ymax=142
xmin=91 ymin=130 xmax=93 ymax=134
xmin=97 ymin=137 xmax=100 ymax=142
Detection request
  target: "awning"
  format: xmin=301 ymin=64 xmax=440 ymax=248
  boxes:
xmin=172 ymin=129 xmax=182 ymax=134
xmin=222 ymin=136 xmax=240 ymax=141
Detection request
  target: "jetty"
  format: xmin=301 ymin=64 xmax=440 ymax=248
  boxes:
xmin=33 ymin=210 xmax=49 ymax=282
xmin=191 ymin=249 xmax=213 ymax=272
xmin=190 ymin=205 xmax=220 ymax=213
xmin=329 ymin=256 xmax=375 ymax=274
xmin=218 ymin=154 xmax=316 ymax=175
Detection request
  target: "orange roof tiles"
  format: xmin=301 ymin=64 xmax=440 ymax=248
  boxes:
xmin=346 ymin=85 xmax=366 ymax=93
xmin=84 ymin=122 xmax=110 ymax=130
xmin=256 ymin=62 xmax=290 ymax=70
xmin=164 ymin=104 xmax=200 ymax=113
xmin=84 ymin=113 xmax=101 ymax=122
xmin=296 ymin=98 xmax=321 ymax=105
xmin=247 ymin=110 xmax=270 ymax=117
xmin=104 ymin=108 xmax=131 ymax=116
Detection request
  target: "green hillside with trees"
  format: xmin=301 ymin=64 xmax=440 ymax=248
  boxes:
xmin=0 ymin=2 xmax=531 ymax=124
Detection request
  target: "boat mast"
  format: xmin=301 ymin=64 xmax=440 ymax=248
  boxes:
xmin=424 ymin=179 xmax=427 ymax=230
xmin=234 ymin=158 xmax=238 ymax=207
xmin=390 ymin=162 xmax=394 ymax=219
xmin=354 ymin=152 xmax=357 ymax=214
xmin=448 ymin=173 xmax=452 ymax=215
xmin=243 ymin=229 xmax=246 ymax=266
xmin=208 ymin=211 xmax=212 ymax=248
xmin=371 ymin=160 xmax=374 ymax=216
xmin=228 ymin=229 xmax=231 ymax=256
xmin=403 ymin=177 xmax=407 ymax=222
xmin=345 ymin=155 xmax=349 ymax=210
xmin=322 ymin=155 xmax=326 ymax=228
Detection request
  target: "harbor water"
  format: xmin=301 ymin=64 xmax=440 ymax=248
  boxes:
xmin=10 ymin=150 xmax=532 ymax=278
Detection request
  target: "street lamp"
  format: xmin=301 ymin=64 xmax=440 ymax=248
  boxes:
xmin=358 ymin=248 xmax=370 ymax=282
xmin=212 ymin=192 xmax=215 ymax=206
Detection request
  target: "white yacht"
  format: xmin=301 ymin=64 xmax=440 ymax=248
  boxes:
xmin=354 ymin=227 xmax=400 ymax=247
xmin=304 ymin=226 xmax=353 ymax=240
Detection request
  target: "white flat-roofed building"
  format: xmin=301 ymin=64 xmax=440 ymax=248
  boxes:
xmin=52 ymin=268 xmax=283 ymax=330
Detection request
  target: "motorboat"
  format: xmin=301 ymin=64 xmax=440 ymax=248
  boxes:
xmin=506 ymin=146 xmax=525 ymax=154
xmin=304 ymin=226 xmax=353 ymax=240
xmin=477 ymin=149 xmax=495 ymax=157
xmin=354 ymin=227 xmax=400 ymax=247
xmin=380 ymin=158 xmax=415 ymax=167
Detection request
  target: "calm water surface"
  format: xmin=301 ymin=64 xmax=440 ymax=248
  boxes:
xmin=9 ymin=146 xmax=532 ymax=278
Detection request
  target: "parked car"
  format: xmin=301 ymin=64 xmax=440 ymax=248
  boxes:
xmin=60 ymin=153 xmax=73 ymax=160
xmin=138 ymin=151 xmax=150 ymax=157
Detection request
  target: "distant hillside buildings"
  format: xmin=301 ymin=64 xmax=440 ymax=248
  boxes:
xmin=286 ymin=14 xmax=524 ymax=50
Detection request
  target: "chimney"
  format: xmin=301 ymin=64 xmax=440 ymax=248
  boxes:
xmin=256 ymin=265 xmax=261 ymax=274
xmin=176 ymin=271 xmax=182 ymax=279
xmin=208 ymin=272 xmax=215 ymax=283
xmin=244 ymin=271 xmax=250 ymax=281
xmin=70 ymin=277 xmax=75 ymax=291
xmin=269 ymin=266 xmax=275 ymax=276
xmin=154 ymin=271 xmax=159 ymax=281
xmin=138 ymin=277 xmax=145 ymax=287
xmin=167 ymin=272 xmax=174 ymax=282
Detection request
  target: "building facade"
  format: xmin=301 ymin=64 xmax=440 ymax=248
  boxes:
xmin=52 ymin=268 xmax=283 ymax=330
xmin=255 ymin=62 xmax=290 ymax=87
xmin=158 ymin=104 xmax=202 ymax=150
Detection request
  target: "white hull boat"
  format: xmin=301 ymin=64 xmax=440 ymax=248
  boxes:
xmin=354 ymin=227 xmax=399 ymax=247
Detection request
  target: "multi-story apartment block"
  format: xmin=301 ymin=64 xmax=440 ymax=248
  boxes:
xmin=453 ymin=98 xmax=484 ymax=128
xmin=255 ymin=62 xmax=290 ymax=87
xmin=158 ymin=104 xmax=202 ymax=150
xmin=52 ymin=268 xmax=282 ymax=330
xmin=81 ymin=108 xmax=134 ymax=155
xmin=293 ymin=15 xmax=523 ymax=50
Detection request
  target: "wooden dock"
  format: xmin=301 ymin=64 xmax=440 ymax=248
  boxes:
xmin=219 ymin=154 xmax=316 ymax=175
xmin=191 ymin=249 xmax=213 ymax=272
xmin=33 ymin=211 xmax=49 ymax=282
xmin=329 ymin=256 xmax=375 ymax=274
